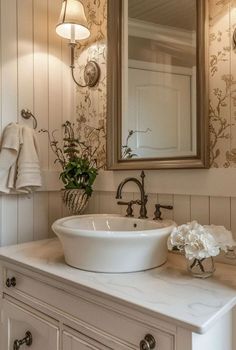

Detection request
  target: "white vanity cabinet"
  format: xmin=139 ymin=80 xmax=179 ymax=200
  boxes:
xmin=0 ymin=270 xmax=176 ymax=350
xmin=0 ymin=239 xmax=235 ymax=350
xmin=0 ymin=269 xmax=175 ymax=350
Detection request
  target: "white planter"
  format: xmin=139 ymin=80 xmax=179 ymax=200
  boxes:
xmin=61 ymin=189 xmax=89 ymax=215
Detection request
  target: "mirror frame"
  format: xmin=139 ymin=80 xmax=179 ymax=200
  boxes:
xmin=107 ymin=0 xmax=209 ymax=170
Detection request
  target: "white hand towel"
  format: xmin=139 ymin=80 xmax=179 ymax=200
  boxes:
xmin=14 ymin=126 xmax=42 ymax=193
xmin=0 ymin=123 xmax=22 ymax=193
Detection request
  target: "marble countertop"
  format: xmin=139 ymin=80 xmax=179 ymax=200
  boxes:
xmin=0 ymin=238 xmax=236 ymax=334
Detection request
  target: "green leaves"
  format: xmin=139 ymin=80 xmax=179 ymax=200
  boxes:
xmin=41 ymin=120 xmax=99 ymax=195
xmin=59 ymin=157 xmax=98 ymax=196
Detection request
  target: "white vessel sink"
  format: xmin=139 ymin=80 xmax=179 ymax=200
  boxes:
xmin=52 ymin=214 xmax=175 ymax=273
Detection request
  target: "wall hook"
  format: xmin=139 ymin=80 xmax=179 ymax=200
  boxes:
xmin=21 ymin=109 xmax=38 ymax=129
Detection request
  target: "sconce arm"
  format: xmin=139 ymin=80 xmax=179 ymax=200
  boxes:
xmin=69 ymin=43 xmax=100 ymax=88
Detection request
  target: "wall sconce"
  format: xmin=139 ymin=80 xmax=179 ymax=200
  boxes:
xmin=56 ymin=0 xmax=100 ymax=88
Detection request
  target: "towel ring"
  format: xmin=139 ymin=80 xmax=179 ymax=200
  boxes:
xmin=21 ymin=109 xmax=38 ymax=129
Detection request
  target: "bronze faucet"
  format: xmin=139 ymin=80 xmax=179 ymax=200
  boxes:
xmin=116 ymin=171 xmax=148 ymax=219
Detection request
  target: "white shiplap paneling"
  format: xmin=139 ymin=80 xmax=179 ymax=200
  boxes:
xmin=210 ymin=197 xmax=231 ymax=229
xmin=1 ymin=0 xmax=18 ymax=246
xmin=86 ymin=191 xmax=236 ymax=235
xmin=190 ymin=196 xmax=210 ymax=225
xmin=17 ymin=0 xmax=35 ymax=243
xmin=173 ymin=195 xmax=191 ymax=225
xmin=0 ymin=0 xmax=74 ymax=246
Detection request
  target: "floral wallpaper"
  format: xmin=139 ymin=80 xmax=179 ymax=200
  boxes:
xmin=209 ymin=0 xmax=236 ymax=167
xmin=75 ymin=0 xmax=107 ymax=169
xmin=76 ymin=0 xmax=236 ymax=169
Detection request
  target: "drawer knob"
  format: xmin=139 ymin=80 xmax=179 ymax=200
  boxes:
xmin=13 ymin=331 xmax=33 ymax=350
xmin=140 ymin=334 xmax=156 ymax=350
xmin=6 ymin=277 xmax=16 ymax=288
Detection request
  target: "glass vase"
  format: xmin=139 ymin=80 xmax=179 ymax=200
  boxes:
xmin=187 ymin=257 xmax=215 ymax=278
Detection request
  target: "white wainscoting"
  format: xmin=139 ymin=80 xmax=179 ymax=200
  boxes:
xmin=1 ymin=0 xmax=236 ymax=252
xmin=85 ymin=191 xmax=236 ymax=240
xmin=0 ymin=0 xmax=73 ymax=246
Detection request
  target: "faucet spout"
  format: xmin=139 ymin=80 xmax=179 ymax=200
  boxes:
xmin=116 ymin=171 xmax=148 ymax=219
xmin=116 ymin=178 xmax=141 ymax=199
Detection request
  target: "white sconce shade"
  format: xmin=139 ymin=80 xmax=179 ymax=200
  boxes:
xmin=56 ymin=0 xmax=90 ymax=42
xmin=55 ymin=0 xmax=99 ymax=88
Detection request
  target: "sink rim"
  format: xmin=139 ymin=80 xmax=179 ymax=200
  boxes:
xmin=52 ymin=214 xmax=175 ymax=239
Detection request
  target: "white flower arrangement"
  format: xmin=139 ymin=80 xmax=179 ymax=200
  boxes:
xmin=168 ymin=221 xmax=235 ymax=260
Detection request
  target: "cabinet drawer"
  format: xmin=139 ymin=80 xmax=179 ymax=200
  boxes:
xmin=63 ymin=328 xmax=111 ymax=350
xmin=4 ymin=268 xmax=175 ymax=350
xmin=1 ymin=298 xmax=59 ymax=350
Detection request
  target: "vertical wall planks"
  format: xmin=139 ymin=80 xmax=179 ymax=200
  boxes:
xmin=48 ymin=0 xmax=63 ymax=169
xmin=33 ymin=0 xmax=49 ymax=169
xmin=210 ymin=197 xmax=231 ymax=229
xmin=33 ymin=192 xmax=49 ymax=240
xmin=17 ymin=0 xmax=34 ymax=242
xmin=0 ymin=0 xmax=18 ymax=245
xmin=98 ymin=191 xmax=120 ymax=214
xmin=47 ymin=0 xmax=64 ymax=230
xmin=158 ymin=194 xmax=174 ymax=220
xmin=85 ymin=191 xmax=100 ymax=214
xmin=62 ymin=201 xmax=71 ymax=217
xmin=190 ymin=196 xmax=210 ymax=225
xmin=1 ymin=0 xmax=18 ymax=128
xmin=1 ymin=196 xmax=18 ymax=246
xmin=33 ymin=0 xmax=50 ymax=241
xmin=0 ymin=0 xmax=75 ymax=246
xmin=48 ymin=192 xmax=62 ymax=237
xmin=146 ymin=193 xmax=158 ymax=219
xmin=61 ymin=23 xmax=74 ymax=123
xmin=86 ymin=193 xmax=236 ymax=234
xmin=17 ymin=0 xmax=34 ymax=119
xmin=173 ymin=195 xmax=191 ymax=225
xmin=17 ymin=196 xmax=34 ymax=243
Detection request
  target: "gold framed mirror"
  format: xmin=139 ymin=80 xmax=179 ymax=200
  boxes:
xmin=107 ymin=0 xmax=209 ymax=170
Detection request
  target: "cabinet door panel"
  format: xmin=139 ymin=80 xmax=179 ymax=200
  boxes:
xmin=1 ymin=299 xmax=59 ymax=350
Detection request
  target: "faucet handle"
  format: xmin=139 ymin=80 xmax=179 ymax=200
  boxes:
xmin=117 ymin=200 xmax=138 ymax=217
xmin=153 ymin=204 xmax=173 ymax=221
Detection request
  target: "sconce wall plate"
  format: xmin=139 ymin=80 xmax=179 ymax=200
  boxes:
xmin=71 ymin=60 xmax=100 ymax=88
xmin=83 ymin=61 xmax=100 ymax=87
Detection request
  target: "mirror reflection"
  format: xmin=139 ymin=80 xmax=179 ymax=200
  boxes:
xmin=121 ymin=0 xmax=197 ymax=160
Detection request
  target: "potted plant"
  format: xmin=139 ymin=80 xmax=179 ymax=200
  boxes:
xmin=40 ymin=121 xmax=100 ymax=215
